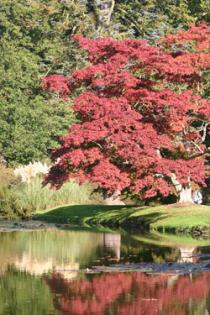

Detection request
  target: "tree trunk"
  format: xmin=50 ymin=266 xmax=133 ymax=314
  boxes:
xmin=104 ymin=190 xmax=125 ymax=205
xmin=179 ymin=186 xmax=194 ymax=203
xmin=93 ymin=0 xmax=115 ymax=33
xmin=170 ymin=173 xmax=194 ymax=204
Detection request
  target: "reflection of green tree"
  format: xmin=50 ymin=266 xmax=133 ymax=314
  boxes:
xmin=122 ymin=231 xmax=210 ymax=263
xmin=130 ymin=231 xmax=210 ymax=248
xmin=119 ymin=230 xmax=210 ymax=264
xmin=120 ymin=233 xmax=179 ymax=263
xmin=0 ymin=230 xmax=104 ymax=273
xmin=0 ymin=268 xmax=56 ymax=315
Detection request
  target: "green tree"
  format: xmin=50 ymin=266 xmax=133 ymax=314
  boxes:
xmin=0 ymin=0 xmax=209 ymax=166
xmin=0 ymin=0 xmax=94 ymax=166
xmin=112 ymin=0 xmax=210 ymax=39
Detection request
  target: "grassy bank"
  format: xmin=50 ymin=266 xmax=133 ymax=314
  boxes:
xmin=34 ymin=203 xmax=210 ymax=234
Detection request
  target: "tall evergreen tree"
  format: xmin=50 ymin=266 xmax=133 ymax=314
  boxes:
xmin=112 ymin=0 xmax=210 ymax=39
xmin=0 ymin=0 xmax=94 ymax=165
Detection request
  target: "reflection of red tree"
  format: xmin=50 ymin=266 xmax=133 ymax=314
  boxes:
xmin=46 ymin=272 xmax=210 ymax=315
xmin=46 ymin=272 xmax=133 ymax=314
xmin=116 ymin=273 xmax=209 ymax=315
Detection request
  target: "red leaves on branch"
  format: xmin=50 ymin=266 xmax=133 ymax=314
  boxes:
xmin=159 ymin=23 xmax=210 ymax=52
xmin=44 ymin=24 xmax=210 ymax=199
xmin=88 ymin=159 xmax=131 ymax=192
xmin=42 ymin=75 xmax=71 ymax=96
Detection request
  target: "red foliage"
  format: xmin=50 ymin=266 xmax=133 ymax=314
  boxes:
xmin=42 ymin=74 xmax=71 ymax=96
xmin=159 ymin=23 xmax=210 ymax=52
xmin=46 ymin=271 xmax=210 ymax=315
xmin=43 ymin=24 xmax=210 ymax=199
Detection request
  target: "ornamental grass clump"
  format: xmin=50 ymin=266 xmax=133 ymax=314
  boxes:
xmin=14 ymin=176 xmax=99 ymax=214
xmin=14 ymin=162 xmax=50 ymax=183
xmin=0 ymin=162 xmax=100 ymax=218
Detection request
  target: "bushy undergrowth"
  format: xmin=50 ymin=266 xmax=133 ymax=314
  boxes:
xmin=0 ymin=187 xmax=25 ymax=219
xmin=13 ymin=176 xmax=101 ymax=214
xmin=0 ymin=164 xmax=19 ymax=187
xmin=0 ymin=164 xmax=101 ymax=218
xmin=0 ymin=165 xmax=23 ymax=218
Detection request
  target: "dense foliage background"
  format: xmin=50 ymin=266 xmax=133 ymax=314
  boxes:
xmin=0 ymin=0 xmax=209 ymax=166
xmin=0 ymin=0 xmax=209 ymax=215
xmin=0 ymin=0 xmax=93 ymax=165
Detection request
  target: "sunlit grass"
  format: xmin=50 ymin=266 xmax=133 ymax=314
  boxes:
xmin=35 ymin=203 xmax=210 ymax=233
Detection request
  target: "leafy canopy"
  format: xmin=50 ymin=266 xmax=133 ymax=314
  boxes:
xmin=44 ymin=24 xmax=210 ymax=200
xmin=0 ymin=0 xmax=209 ymax=167
xmin=112 ymin=0 xmax=210 ymax=39
xmin=0 ymin=0 xmax=94 ymax=166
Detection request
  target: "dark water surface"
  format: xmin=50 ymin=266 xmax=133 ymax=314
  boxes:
xmin=1 ymin=228 xmax=210 ymax=315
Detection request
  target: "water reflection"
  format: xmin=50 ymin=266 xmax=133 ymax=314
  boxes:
xmin=46 ymin=271 xmax=210 ymax=315
xmin=127 ymin=231 xmax=210 ymax=264
xmin=0 ymin=268 xmax=56 ymax=315
xmin=1 ymin=229 xmax=210 ymax=275
xmin=0 ymin=228 xmax=210 ymax=314
xmin=0 ymin=230 xmax=121 ymax=276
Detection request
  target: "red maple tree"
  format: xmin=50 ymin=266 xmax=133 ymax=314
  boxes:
xmin=43 ymin=24 xmax=210 ymax=203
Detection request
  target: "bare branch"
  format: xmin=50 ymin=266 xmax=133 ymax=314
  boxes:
xmin=201 ymin=122 xmax=210 ymax=142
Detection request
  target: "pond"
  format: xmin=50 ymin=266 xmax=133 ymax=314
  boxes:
xmin=1 ymin=227 xmax=210 ymax=314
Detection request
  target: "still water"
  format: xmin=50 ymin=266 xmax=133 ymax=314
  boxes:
xmin=1 ymin=227 xmax=210 ymax=314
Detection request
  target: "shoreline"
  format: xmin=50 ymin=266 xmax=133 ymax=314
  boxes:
xmin=0 ymin=220 xmax=56 ymax=232
xmin=33 ymin=203 xmax=210 ymax=236
xmin=0 ymin=203 xmax=209 ymax=236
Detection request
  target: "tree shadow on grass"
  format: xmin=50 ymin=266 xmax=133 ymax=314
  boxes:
xmin=34 ymin=204 xmax=131 ymax=224
xmin=34 ymin=204 xmax=168 ymax=230
xmin=129 ymin=212 xmax=169 ymax=229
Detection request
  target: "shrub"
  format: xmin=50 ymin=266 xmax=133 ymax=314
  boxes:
xmin=0 ymin=164 xmax=19 ymax=188
xmin=0 ymin=187 xmax=25 ymax=219
xmin=0 ymin=165 xmax=24 ymax=219
xmin=11 ymin=176 xmax=101 ymax=215
xmin=0 ymin=162 xmax=101 ymax=218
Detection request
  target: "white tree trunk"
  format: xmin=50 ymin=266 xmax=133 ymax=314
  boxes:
xmin=170 ymin=173 xmax=194 ymax=204
xmin=104 ymin=190 xmax=125 ymax=205
xmin=179 ymin=186 xmax=194 ymax=204
xmin=93 ymin=0 xmax=115 ymax=29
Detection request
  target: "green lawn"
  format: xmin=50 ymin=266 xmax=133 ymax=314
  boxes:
xmin=34 ymin=203 xmax=210 ymax=233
